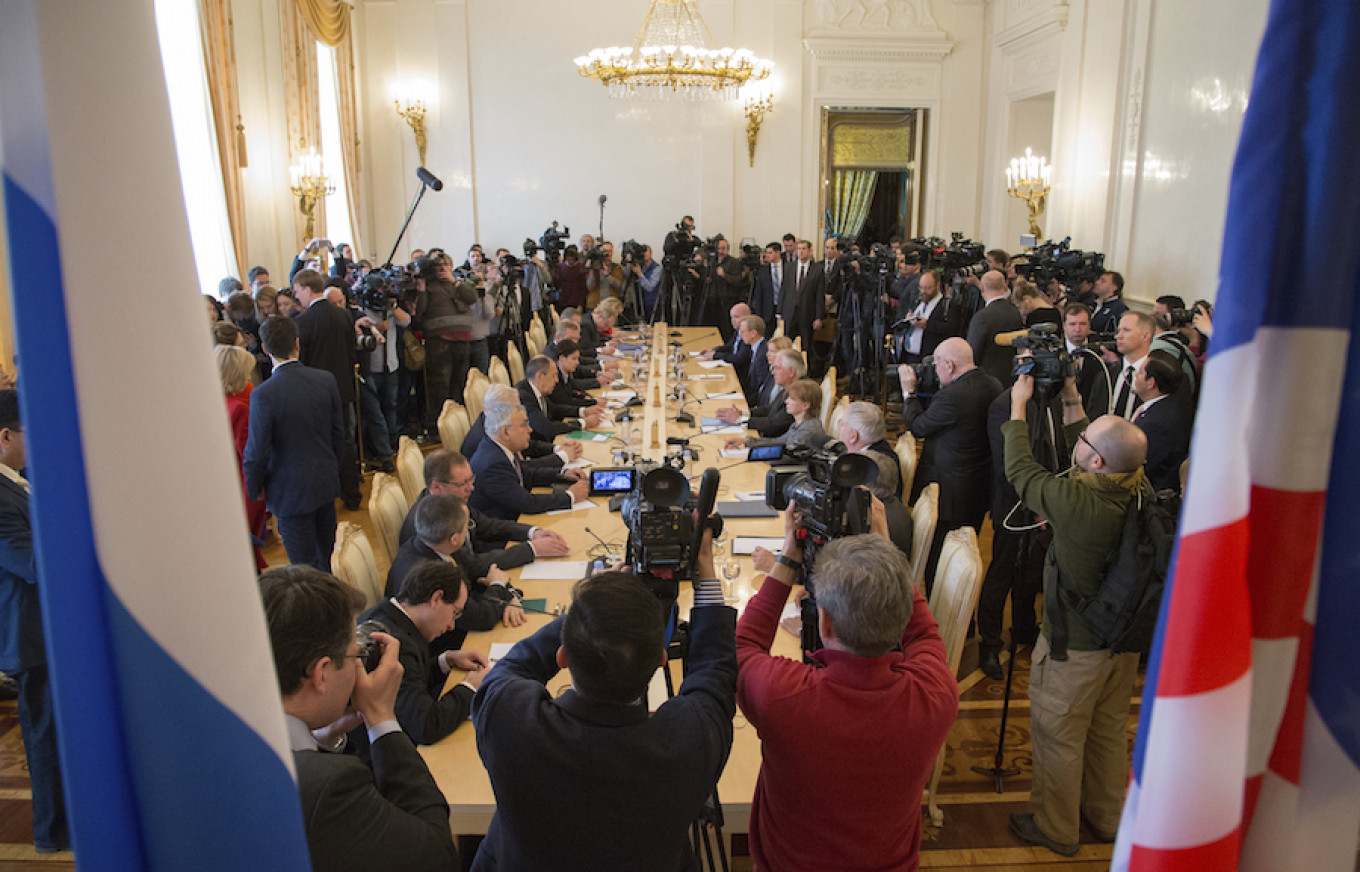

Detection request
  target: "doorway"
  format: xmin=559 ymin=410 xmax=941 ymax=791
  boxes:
xmin=820 ymin=108 xmax=924 ymax=248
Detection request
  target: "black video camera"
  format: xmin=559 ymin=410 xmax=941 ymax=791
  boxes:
xmin=1012 ymin=322 xmax=1074 ymax=393
xmin=590 ymin=456 xmax=723 ymax=581
xmin=540 ymin=221 xmax=570 ymax=264
xmin=620 ymin=239 xmax=645 ymax=266
xmin=911 ymin=354 xmax=941 ymax=397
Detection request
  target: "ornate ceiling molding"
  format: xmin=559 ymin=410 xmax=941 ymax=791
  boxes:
xmin=803 ymin=36 xmax=954 ymax=66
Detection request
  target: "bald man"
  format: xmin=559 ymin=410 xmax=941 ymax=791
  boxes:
xmin=899 ymin=338 xmax=1003 ymax=592
xmin=701 ymin=302 xmax=752 ymax=363
xmin=965 ymin=270 xmax=1024 ymax=388
xmin=1002 ymin=374 xmax=1149 ymax=857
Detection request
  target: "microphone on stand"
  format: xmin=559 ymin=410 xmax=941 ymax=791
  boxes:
xmin=416 ymin=167 xmax=444 ymax=191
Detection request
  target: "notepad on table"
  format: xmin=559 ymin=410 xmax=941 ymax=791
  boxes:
xmin=719 ymin=448 xmax=749 ymax=460
xmin=732 ymin=536 xmax=784 ymax=555
xmin=706 ymin=391 xmax=745 ymax=400
xmin=566 ymin=430 xmax=613 ymax=442
xmin=517 ymin=560 xmax=592 ymax=579
xmin=696 ymin=360 xmax=726 ymax=369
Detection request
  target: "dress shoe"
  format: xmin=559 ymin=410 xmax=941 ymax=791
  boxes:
xmin=343 ymin=498 xmax=362 ymax=512
xmin=979 ymin=650 xmax=1004 ymax=681
xmin=1010 ymin=812 xmax=1079 ymax=857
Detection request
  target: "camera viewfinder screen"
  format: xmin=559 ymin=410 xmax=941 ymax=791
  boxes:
xmin=592 ymin=469 xmax=635 ymax=492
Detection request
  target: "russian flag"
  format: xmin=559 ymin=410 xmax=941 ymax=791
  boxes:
xmin=0 ymin=1 xmax=310 ymax=869
xmin=1114 ymin=0 xmax=1360 ymax=869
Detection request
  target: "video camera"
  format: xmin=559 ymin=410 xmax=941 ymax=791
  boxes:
xmin=662 ymin=219 xmax=698 ymax=269
xmin=357 ymin=266 xmax=416 ymax=314
xmin=539 ymin=221 xmax=571 ymax=265
xmin=909 ymin=232 xmax=987 ymax=282
xmin=1015 ymin=237 xmax=1106 ymax=289
xmin=620 ymin=238 xmax=645 ymax=266
xmin=764 ymin=440 xmax=878 ymax=654
xmin=1010 ymin=322 xmax=1074 ymax=394
xmin=588 ymin=454 xmax=723 ymax=582
xmin=740 ymin=242 xmax=763 ymax=272
xmin=848 ymin=241 xmax=896 ymax=278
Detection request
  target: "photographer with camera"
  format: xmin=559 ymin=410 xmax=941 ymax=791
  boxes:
xmin=735 ymin=503 xmax=957 ymax=872
xmin=471 ymin=530 xmax=736 ymax=871
xmin=1003 ymin=372 xmax=1147 ymax=856
xmin=552 ymin=245 xmax=589 ymax=310
xmin=629 ymin=244 xmax=663 ymax=317
xmin=260 ymin=565 xmax=459 ymax=872
xmin=900 ymin=337 xmax=1003 ymax=591
xmin=415 ymin=253 xmax=480 ymax=436
xmin=358 ymin=274 xmax=411 ymax=470
xmin=891 ymin=250 xmax=923 ymax=312
xmin=584 ymin=240 xmax=623 ymax=307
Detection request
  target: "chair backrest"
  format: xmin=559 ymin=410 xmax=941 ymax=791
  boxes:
xmin=366 ymin=472 xmax=409 ymax=563
xmin=525 ymin=333 xmax=543 ymax=359
xmin=330 ymin=521 xmax=383 ymax=610
xmin=826 ymin=395 xmax=850 ymax=437
xmin=438 ymin=400 xmax=471 ymax=453
xmin=529 ymin=313 xmax=544 ymax=340
xmin=908 ymin=483 xmax=939 ymax=594
xmin=395 ymin=435 xmax=424 ymax=506
xmin=793 ymin=336 xmax=802 ymax=353
xmin=506 ymin=343 xmax=526 ymax=384
xmin=928 ymin=527 xmax=985 ymax=677
xmin=772 ymin=320 xmax=784 ymax=340
xmin=819 ymin=369 xmax=837 ymax=431
xmin=895 ymin=432 xmax=919 ymax=502
xmin=488 ymin=357 xmax=511 ymax=387
xmin=464 ymin=371 xmax=490 ymax=420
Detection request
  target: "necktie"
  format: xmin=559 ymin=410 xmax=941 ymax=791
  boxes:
xmin=513 ymin=454 xmax=525 ymax=486
xmin=1115 ymin=366 xmax=1135 ymax=418
xmin=772 ymin=265 xmax=781 ymax=305
xmin=798 ymin=263 xmax=806 ymax=289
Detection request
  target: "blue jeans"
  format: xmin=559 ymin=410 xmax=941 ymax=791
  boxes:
xmin=359 ymin=374 xmax=395 ymax=460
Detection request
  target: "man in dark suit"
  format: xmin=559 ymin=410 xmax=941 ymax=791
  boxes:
xmin=517 ymin=355 xmax=601 ymax=440
xmin=966 ymin=270 xmax=1024 ymax=388
xmin=699 ymin=302 xmax=752 ymax=365
xmin=260 ymin=565 xmax=458 ymax=871
xmin=292 ymin=269 xmax=362 ymax=510
xmin=469 ymin=403 xmax=589 ymax=520
xmin=779 ymin=239 xmax=826 ymax=364
xmin=244 ymin=316 xmax=344 ymax=570
xmin=1089 ymin=270 xmax=1129 ymax=335
xmin=1064 ymin=303 xmax=1114 ymax=416
xmin=896 ymin=269 xmax=964 ymax=363
xmin=0 ymin=392 xmax=67 ymax=854
xmin=900 ymin=338 xmax=1004 ymax=593
xmin=706 ymin=238 xmax=751 ymax=343
xmin=471 ymin=540 xmax=736 ymax=871
xmin=748 ymin=243 xmax=782 ymax=338
xmin=890 ymin=251 xmax=922 ymax=314
xmin=367 ymin=556 xmax=492 ymax=745
xmin=739 ymin=316 xmax=771 ymax=403
xmin=719 ymin=346 xmax=800 ymax=438
xmin=1133 ymin=351 xmax=1193 ymax=492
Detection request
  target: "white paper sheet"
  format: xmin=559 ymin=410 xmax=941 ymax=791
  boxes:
xmin=563 ymin=457 xmax=595 ymax=470
xmin=690 ymin=373 xmax=724 ymax=380
xmin=516 ymin=560 xmax=592 ymax=579
xmin=489 ymin=642 xmax=515 ymax=663
xmin=719 ymin=448 xmax=749 ymax=459
xmin=601 ymin=390 xmax=636 ymax=399
xmin=701 ymin=425 xmax=746 ymax=435
xmin=706 ymin=391 xmax=745 ymax=400
xmin=732 ymin=536 xmax=784 ymax=555
xmin=733 ymin=491 xmax=766 ymax=502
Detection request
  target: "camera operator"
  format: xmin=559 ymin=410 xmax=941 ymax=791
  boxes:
xmin=466 ymin=260 xmax=501 ymax=377
xmin=899 ymin=337 xmax=1002 ymax=592
xmin=1003 ymin=374 xmax=1147 ymax=856
xmin=703 ymin=237 xmax=749 ymax=342
xmin=1089 ymin=270 xmax=1128 ymax=334
xmin=629 ymin=244 xmax=663 ymax=316
xmin=1012 ymin=279 xmax=1061 ymax=328
xmin=259 ymin=566 xmax=459 ymax=872
xmin=414 ymin=253 xmax=480 ymax=437
xmin=735 ymin=504 xmax=957 ymax=872
xmin=329 ymin=243 xmax=355 ymax=280
xmin=359 ymin=279 xmax=410 ymax=472
xmin=552 ymin=246 xmax=589 ymax=310
xmin=890 ymin=250 xmax=923 ymax=312
xmin=471 ymin=532 xmax=735 ymax=871
xmin=585 ymin=240 xmax=624 ymax=306
xmin=289 ymin=237 xmax=331 ymax=282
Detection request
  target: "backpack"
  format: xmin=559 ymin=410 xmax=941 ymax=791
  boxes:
xmin=1052 ymin=482 xmax=1180 ymax=658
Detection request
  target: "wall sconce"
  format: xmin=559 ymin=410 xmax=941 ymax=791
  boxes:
xmin=394 ymin=96 xmax=428 ymax=166
xmin=1006 ymin=147 xmax=1052 ymax=238
xmin=289 ymin=146 xmax=334 ymax=244
xmin=744 ymin=94 xmax=774 ymax=168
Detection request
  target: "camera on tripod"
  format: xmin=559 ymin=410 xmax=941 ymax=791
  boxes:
xmin=620 ymin=239 xmax=645 ymax=266
xmin=584 ymin=244 xmax=608 ymax=266
xmin=909 ymin=232 xmax=987 ymax=281
xmin=848 ymin=242 xmax=896 ymax=277
xmin=1014 ymin=237 xmax=1106 ymax=289
xmin=539 ymin=221 xmax=570 ymax=264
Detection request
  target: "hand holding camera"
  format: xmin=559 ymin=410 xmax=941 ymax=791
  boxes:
xmin=350 ymin=630 xmax=403 ymax=727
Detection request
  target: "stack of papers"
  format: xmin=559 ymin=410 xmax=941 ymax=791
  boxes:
xmin=696 ymin=360 xmax=726 ymax=369
xmin=719 ymin=448 xmax=749 ymax=460
xmin=702 ymin=425 xmax=746 ymax=435
xmin=546 ymin=501 xmax=598 ymax=516
xmin=706 ymin=391 xmax=745 ymax=401
xmin=562 ymin=457 xmax=595 ymax=470
xmin=517 ymin=560 xmax=592 ymax=579
xmin=732 ymin=536 xmax=784 ymax=555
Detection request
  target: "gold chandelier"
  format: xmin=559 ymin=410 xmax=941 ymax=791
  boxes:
xmin=574 ymin=0 xmax=774 ymax=101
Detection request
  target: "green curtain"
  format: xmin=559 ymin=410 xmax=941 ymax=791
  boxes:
xmin=829 ymin=170 xmax=877 ymax=242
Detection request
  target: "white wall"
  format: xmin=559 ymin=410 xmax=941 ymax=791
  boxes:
xmin=227 ymin=0 xmax=1270 ymax=306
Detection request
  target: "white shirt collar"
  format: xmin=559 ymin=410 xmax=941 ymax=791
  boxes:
xmin=0 ymin=461 xmax=29 ymax=493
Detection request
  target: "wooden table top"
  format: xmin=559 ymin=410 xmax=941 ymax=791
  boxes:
xmin=418 ymin=324 xmax=804 ymax=834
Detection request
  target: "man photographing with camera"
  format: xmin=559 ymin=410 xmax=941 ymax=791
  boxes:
xmin=735 ymin=501 xmax=957 ymax=871
xmin=1003 ymin=372 xmax=1147 ymax=856
xmin=470 ymin=530 xmax=736 ymax=870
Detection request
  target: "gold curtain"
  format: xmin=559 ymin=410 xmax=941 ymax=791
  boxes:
xmin=296 ymin=0 xmax=350 ymax=47
xmin=335 ymin=37 xmax=364 ymax=256
xmin=280 ymin=0 xmax=324 ymax=246
xmin=198 ymin=0 xmax=247 ymax=279
xmin=829 ymin=170 xmax=878 ymax=242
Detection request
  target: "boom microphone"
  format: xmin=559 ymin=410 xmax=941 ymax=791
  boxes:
xmin=598 ymin=194 xmax=607 ymax=205
xmin=416 ymin=167 xmax=444 ymax=191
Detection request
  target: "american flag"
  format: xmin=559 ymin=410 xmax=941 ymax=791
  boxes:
xmin=1113 ymin=0 xmax=1360 ymax=869
xmin=0 ymin=2 xmax=310 ymax=868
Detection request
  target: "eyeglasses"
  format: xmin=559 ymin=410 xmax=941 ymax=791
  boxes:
xmin=1078 ymin=432 xmax=1104 ymax=465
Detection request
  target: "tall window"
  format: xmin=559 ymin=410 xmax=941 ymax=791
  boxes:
xmin=154 ymin=0 xmax=237 ymax=293
xmin=316 ymin=44 xmax=356 ymax=254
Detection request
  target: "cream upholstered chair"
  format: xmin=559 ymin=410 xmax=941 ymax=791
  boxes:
xmin=438 ymin=401 xmax=471 ymax=453
xmin=331 ymin=522 xmax=384 ymax=610
xmin=463 ymin=370 xmax=490 ymax=421
xmin=366 ymin=473 xmax=408 ymax=564
xmin=895 ymin=433 xmax=919 ymax=502
xmin=792 ymin=335 xmax=802 ymax=353
xmin=395 ymin=435 xmax=424 ymax=507
xmin=488 ymin=357 xmax=511 ymax=387
xmin=506 ymin=343 xmax=526 ymax=384
xmin=772 ymin=320 xmax=784 ymax=340
xmin=908 ymin=483 xmax=939 ymax=595
xmin=826 ymin=395 xmax=850 ymax=437
xmin=529 ymin=313 xmax=544 ymax=341
xmin=525 ymin=333 xmax=543 ymax=360
xmin=922 ymin=526 xmax=985 ymax=828
xmin=818 ymin=368 xmax=837 ymax=431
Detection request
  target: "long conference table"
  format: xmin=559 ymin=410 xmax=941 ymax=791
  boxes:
xmin=419 ymin=323 xmax=805 ymax=839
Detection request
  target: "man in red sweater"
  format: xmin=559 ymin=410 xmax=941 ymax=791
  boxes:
xmin=736 ymin=501 xmax=959 ymax=871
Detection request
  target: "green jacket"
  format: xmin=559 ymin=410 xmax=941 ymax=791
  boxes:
xmin=1002 ymin=417 xmax=1146 ymax=651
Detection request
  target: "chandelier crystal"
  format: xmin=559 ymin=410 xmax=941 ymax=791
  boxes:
xmin=574 ymin=0 xmax=774 ymax=101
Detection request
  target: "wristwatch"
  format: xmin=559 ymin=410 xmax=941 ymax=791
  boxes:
xmin=775 ymin=554 xmax=802 ymax=571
